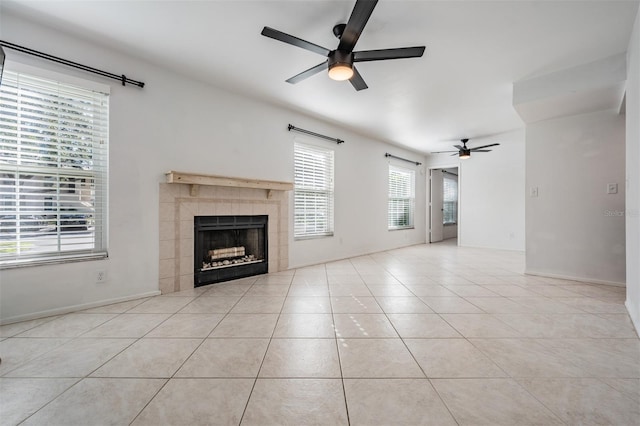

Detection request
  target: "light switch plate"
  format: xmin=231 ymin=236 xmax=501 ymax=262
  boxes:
xmin=607 ymin=183 xmax=618 ymax=194
xmin=530 ymin=187 xmax=539 ymax=197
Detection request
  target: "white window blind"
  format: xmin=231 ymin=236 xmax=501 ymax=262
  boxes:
xmin=294 ymin=142 xmax=334 ymax=238
xmin=388 ymin=165 xmax=415 ymax=230
xmin=443 ymin=174 xmax=458 ymax=225
xmin=0 ymin=70 xmax=109 ymax=267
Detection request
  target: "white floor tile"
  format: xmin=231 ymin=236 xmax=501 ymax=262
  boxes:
xmin=1 ymin=242 xmax=637 ymax=425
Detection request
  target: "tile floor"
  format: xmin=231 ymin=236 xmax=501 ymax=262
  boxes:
xmin=1 ymin=242 xmax=639 ymax=425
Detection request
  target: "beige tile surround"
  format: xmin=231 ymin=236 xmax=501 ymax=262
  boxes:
xmin=159 ymin=183 xmax=290 ymax=294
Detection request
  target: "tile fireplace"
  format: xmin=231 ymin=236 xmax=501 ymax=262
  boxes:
xmin=159 ymin=172 xmax=293 ymax=294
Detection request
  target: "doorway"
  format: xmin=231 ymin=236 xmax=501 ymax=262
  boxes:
xmin=429 ymin=167 xmax=459 ymax=243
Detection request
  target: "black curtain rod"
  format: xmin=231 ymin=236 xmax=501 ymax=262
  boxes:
xmin=385 ymin=153 xmax=422 ymax=166
xmin=288 ymin=124 xmax=344 ymax=144
xmin=442 ymin=170 xmax=458 ymax=176
xmin=0 ymin=40 xmax=145 ymax=88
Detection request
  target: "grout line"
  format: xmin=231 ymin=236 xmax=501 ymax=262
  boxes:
xmin=334 ymin=261 xmax=351 ymax=426
xmin=13 ymin=377 xmax=84 ymax=426
xmin=424 ymin=378 xmax=462 ymax=426
xmin=127 ymin=377 xmax=171 ymax=425
xmin=507 ymin=378 xmax=570 ymax=425
xmin=237 ymin=268 xmax=294 ymax=425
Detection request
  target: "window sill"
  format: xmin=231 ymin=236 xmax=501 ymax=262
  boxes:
xmin=294 ymin=233 xmax=334 ymax=241
xmin=0 ymin=252 xmax=108 ymax=270
xmin=388 ymin=226 xmax=415 ymax=231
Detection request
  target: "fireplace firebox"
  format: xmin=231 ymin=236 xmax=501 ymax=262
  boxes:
xmin=194 ymin=215 xmax=268 ymax=287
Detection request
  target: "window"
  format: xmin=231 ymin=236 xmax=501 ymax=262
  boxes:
xmin=294 ymin=142 xmax=334 ymax=238
xmin=388 ymin=165 xmax=415 ymax=230
xmin=0 ymin=69 xmax=109 ymax=267
xmin=443 ymin=173 xmax=458 ymax=225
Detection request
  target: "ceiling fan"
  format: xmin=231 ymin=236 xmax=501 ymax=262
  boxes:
xmin=431 ymin=139 xmax=500 ymax=159
xmin=260 ymin=0 xmax=425 ymax=91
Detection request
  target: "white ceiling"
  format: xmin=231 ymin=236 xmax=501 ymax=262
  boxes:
xmin=3 ymin=0 xmax=638 ymax=153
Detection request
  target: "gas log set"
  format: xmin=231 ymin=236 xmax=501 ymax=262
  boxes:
xmin=201 ymin=246 xmax=261 ymax=270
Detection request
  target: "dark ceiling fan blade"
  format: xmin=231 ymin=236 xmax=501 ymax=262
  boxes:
xmin=450 ymin=153 xmax=460 ymax=157
xmin=286 ymin=61 xmax=328 ymax=84
xmin=261 ymin=27 xmax=330 ymax=56
xmin=453 ymin=145 xmax=464 ymax=150
xmin=353 ymin=46 xmax=425 ymax=62
xmin=472 ymin=150 xmax=492 ymax=152
xmin=349 ymin=66 xmax=368 ymax=91
xmin=338 ymin=0 xmax=378 ymax=52
xmin=470 ymin=143 xmax=500 ymax=150
xmin=430 ymin=150 xmax=457 ymax=154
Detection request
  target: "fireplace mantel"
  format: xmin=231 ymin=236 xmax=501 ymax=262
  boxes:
xmin=166 ymin=171 xmax=293 ymax=197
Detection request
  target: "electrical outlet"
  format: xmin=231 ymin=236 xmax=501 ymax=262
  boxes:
xmin=530 ymin=187 xmax=539 ymax=197
xmin=96 ymin=270 xmax=107 ymax=283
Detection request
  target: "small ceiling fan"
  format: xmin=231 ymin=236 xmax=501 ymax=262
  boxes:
xmin=260 ymin=0 xmax=425 ymax=91
xmin=431 ymin=139 xmax=500 ymax=159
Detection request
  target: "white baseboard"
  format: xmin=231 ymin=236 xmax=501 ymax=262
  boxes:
xmin=457 ymin=242 xmax=525 ymax=252
xmin=0 ymin=291 xmax=161 ymax=325
xmin=525 ymin=269 xmax=625 ymax=287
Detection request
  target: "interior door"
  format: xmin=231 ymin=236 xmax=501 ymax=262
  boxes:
xmin=430 ymin=169 xmax=444 ymax=243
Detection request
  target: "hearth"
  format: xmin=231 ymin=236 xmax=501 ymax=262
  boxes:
xmin=194 ymin=215 xmax=268 ymax=287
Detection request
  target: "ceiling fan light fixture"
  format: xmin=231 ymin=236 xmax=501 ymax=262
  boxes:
xmin=328 ymin=63 xmax=354 ymax=81
xmin=459 ymin=150 xmax=471 ymax=159
xmin=328 ymin=50 xmax=354 ymax=81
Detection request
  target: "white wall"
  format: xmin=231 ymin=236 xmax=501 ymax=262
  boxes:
xmin=526 ymin=110 xmax=626 ymax=285
xmin=625 ymin=9 xmax=640 ymax=330
xmin=291 ymin=139 xmax=427 ymax=267
xmin=0 ymin=13 xmax=426 ymax=323
xmin=459 ymin=131 xmax=525 ymax=250
xmin=425 ymin=129 xmax=526 ymax=251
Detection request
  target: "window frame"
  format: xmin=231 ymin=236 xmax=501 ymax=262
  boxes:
xmin=0 ymin=63 xmax=109 ymax=269
xmin=387 ymin=164 xmax=416 ymax=230
xmin=293 ymin=141 xmax=335 ymax=240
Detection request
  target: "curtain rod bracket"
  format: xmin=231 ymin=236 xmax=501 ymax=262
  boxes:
xmin=288 ymin=124 xmax=344 ymax=145
xmin=385 ymin=153 xmax=422 ymax=166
